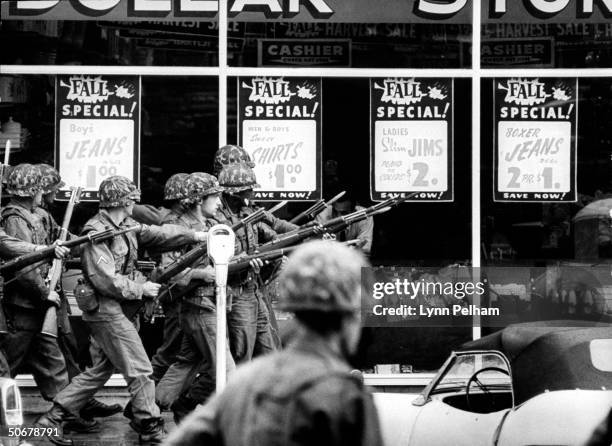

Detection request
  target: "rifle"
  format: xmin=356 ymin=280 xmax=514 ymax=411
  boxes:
xmin=41 ymin=187 xmax=82 ymax=338
xmin=258 ymin=196 xmax=406 ymax=253
xmin=289 ymin=191 xmax=346 ymax=225
xmin=148 ymin=239 xmax=362 ymax=318
xmin=150 ymin=208 xmax=265 ymax=285
xmin=0 ymin=225 xmax=142 ymax=277
xmin=0 ymin=140 xmax=10 ymax=335
xmin=132 ymin=209 xmax=266 ymax=322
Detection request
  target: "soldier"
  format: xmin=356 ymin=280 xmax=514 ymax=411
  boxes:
xmin=316 ymin=190 xmax=374 ymax=257
xmin=214 ymin=144 xmax=298 ymax=351
xmin=156 ymin=172 xmax=235 ymax=422
xmin=35 ymin=175 xmax=208 ymax=446
xmin=0 ymin=227 xmax=69 ymax=378
xmin=132 ymin=173 xmax=188 ymax=226
xmin=0 ymin=164 xmax=70 ymax=403
xmin=165 ymin=240 xmax=383 ymax=446
xmin=149 ymin=173 xmax=190 ymax=383
xmin=36 ymin=164 xmax=123 ymax=430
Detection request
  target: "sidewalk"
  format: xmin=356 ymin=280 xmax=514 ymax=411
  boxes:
xmin=21 ymin=389 xmax=177 ymax=446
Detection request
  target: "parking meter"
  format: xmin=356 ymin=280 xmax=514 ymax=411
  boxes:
xmin=207 ymin=225 xmax=235 ymax=391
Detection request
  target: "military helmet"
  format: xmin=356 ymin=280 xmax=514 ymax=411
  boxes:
xmin=163 ymin=173 xmax=188 ymax=201
xmin=99 ymin=175 xmax=141 ymax=208
xmin=278 ymin=240 xmax=369 ymax=314
xmin=6 ymin=163 xmax=43 ymax=198
xmin=218 ymin=163 xmax=260 ymax=193
xmin=183 ymin=172 xmax=223 ymax=205
xmin=37 ymin=163 xmax=65 ymax=194
xmin=214 ymin=145 xmax=255 ymax=175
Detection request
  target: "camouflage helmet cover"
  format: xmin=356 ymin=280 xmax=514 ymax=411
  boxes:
xmin=182 ymin=172 xmax=223 ymax=205
xmin=214 ymin=145 xmax=255 ymax=174
xmin=218 ymin=163 xmax=260 ymax=193
xmin=99 ymin=175 xmax=141 ymax=208
xmin=278 ymin=240 xmax=369 ymax=314
xmin=6 ymin=163 xmax=43 ymax=197
xmin=37 ymin=163 xmax=66 ymax=194
xmin=163 ymin=173 xmax=189 ymax=201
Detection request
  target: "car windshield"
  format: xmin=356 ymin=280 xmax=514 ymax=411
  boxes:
xmin=434 ymin=353 xmax=511 ymax=391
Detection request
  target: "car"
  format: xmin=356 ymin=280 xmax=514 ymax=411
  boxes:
xmin=374 ymin=321 xmax=612 ymax=446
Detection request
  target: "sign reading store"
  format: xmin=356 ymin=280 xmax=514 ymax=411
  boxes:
xmin=3 ymin=0 xmax=611 ymax=22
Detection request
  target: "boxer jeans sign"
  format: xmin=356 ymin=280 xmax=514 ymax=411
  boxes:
xmin=55 ymin=75 xmax=140 ymax=201
xmin=370 ymin=78 xmax=454 ymax=202
xmin=494 ymin=78 xmax=577 ymax=202
xmin=238 ymin=77 xmax=322 ymax=201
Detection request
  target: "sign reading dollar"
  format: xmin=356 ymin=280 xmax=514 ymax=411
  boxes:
xmin=238 ymin=77 xmax=322 ymax=201
xmin=370 ymin=77 xmax=454 ymax=202
xmin=494 ymin=78 xmax=577 ymax=202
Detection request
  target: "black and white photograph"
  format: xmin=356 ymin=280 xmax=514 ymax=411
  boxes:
xmin=0 ymin=1 xmax=611 ymax=445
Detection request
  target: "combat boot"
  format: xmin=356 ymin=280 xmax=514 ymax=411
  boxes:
xmin=170 ymin=393 xmax=198 ymax=424
xmin=34 ymin=403 xmax=73 ymax=446
xmin=80 ymin=398 xmax=123 ymax=420
xmin=137 ymin=417 xmax=165 ymax=445
xmin=63 ymin=413 xmax=100 ymax=433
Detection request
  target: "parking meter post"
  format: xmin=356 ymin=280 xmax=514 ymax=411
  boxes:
xmin=207 ymin=225 xmax=236 ymax=393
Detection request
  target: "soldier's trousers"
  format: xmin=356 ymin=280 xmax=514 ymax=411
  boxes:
xmin=156 ymin=297 xmax=234 ymax=408
xmin=227 ymin=287 xmax=277 ymax=364
xmin=150 ymin=303 xmax=183 ymax=383
xmin=55 ymin=315 xmax=160 ymax=425
xmin=1 ymin=306 xmax=68 ymax=400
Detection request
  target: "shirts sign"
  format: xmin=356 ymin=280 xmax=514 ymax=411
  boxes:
xmin=238 ymin=77 xmax=322 ymax=201
xmin=55 ymin=75 xmax=140 ymax=201
xmin=494 ymin=78 xmax=577 ymax=202
xmin=370 ymin=78 xmax=453 ymax=202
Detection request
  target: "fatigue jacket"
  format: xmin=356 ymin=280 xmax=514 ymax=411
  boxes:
xmin=160 ymin=209 xmax=216 ymax=299
xmin=80 ymin=210 xmax=198 ymax=322
xmin=0 ymin=229 xmax=37 ymax=259
xmin=1 ymin=202 xmax=51 ymax=309
xmin=165 ymin=331 xmax=384 ymax=446
xmin=132 ymin=204 xmax=172 ymax=226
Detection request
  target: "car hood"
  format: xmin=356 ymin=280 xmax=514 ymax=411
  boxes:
xmin=373 ymin=393 xmax=422 ymax=445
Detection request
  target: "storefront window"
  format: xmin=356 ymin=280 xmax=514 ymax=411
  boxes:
xmin=1 ymin=0 xmax=610 ymax=386
xmin=481 ymin=2 xmax=612 ymax=68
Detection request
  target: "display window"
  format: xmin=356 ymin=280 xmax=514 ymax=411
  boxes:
xmin=0 ymin=0 xmax=610 ymax=389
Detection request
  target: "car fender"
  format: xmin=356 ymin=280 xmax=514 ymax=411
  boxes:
xmin=373 ymin=393 xmax=421 ymax=445
xmin=496 ymin=390 xmax=612 ymax=446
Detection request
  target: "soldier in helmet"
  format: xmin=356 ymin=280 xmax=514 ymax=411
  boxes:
xmin=0 ymin=164 xmax=70 ymax=403
xmin=155 ymin=172 xmax=236 ymax=422
xmin=213 ymin=145 xmax=297 ymax=234
xmin=165 ymin=240 xmax=383 ymax=446
xmin=0 ymin=198 xmax=69 ymax=378
xmin=35 ymin=164 xmax=123 ymax=431
xmin=214 ymin=145 xmax=299 ymax=349
xmin=148 ymin=173 xmax=190 ymax=384
xmin=35 ymin=175 xmax=208 ymax=446
xmin=213 ymin=144 xmax=255 ymax=176
xmin=132 ymin=173 xmax=189 ymax=226
xmin=216 ymin=163 xmax=292 ymax=364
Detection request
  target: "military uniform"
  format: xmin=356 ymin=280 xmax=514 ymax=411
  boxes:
xmin=0 ymin=228 xmax=43 ymax=378
xmin=216 ymin=164 xmax=285 ymax=363
xmin=156 ymin=173 xmax=235 ymax=418
xmin=0 ymin=164 xmax=69 ymax=400
xmin=165 ymin=332 xmax=383 ymax=446
xmin=148 ymin=174 xmax=189 ymax=383
xmin=53 ymin=210 xmax=200 ymax=427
